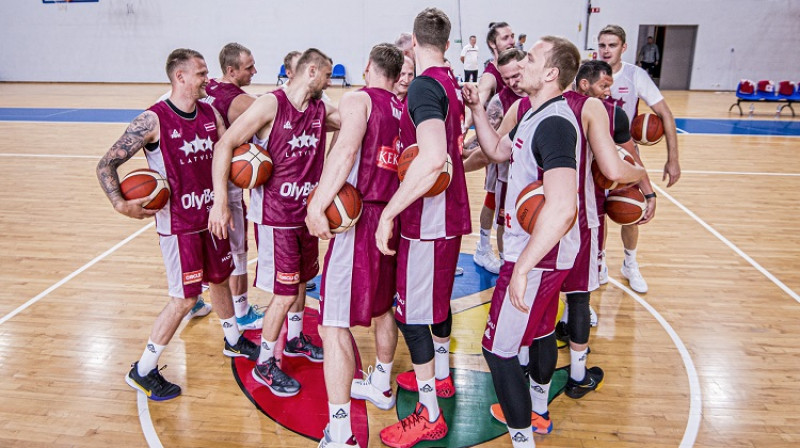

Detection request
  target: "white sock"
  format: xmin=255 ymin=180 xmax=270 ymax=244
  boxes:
xmin=138 ymin=339 xmax=166 ymax=376
xmin=479 ymin=228 xmax=490 ymax=250
xmin=287 ymin=311 xmax=304 ymax=341
xmin=517 ymin=346 xmax=530 ymax=368
xmin=508 ymin=426 xmax=536 ymax=448
xmin=530 ymin=379 xmax=550 ymax=416
xmin=570 ymin=348 xmax=588 ymax=382
xmin=417 ymin=376 xmax=440 ymax=421
xmin=373 ymin=359 xmax=393 ymax=392
xmin=328 ymin=401 xmax=352 ymax=443
xmin=257 ymin=338 xmax=276 ymax=364
xmin=220 ymin=317 xmax=240 ymax=345
xmin=560 ymin=301 xmax=569 ymax=323
xmin=433 ymin=339 xmax=451 ymax=380
xmin=624 ymin=248 xmax=637 ymax=266
xmin=232 ymin=293 xmax=249 ymax=318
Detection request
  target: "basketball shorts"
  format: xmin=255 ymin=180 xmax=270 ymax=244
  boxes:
xmin=159 ymin=230 xmax=234 ymax=299
xmin=229 ymin=197 xmax=249 ymax=276
xmin=395 ymin=236 xmax=461 ymax=325
xmin=561 ymin=226 xmax=600 ymax=293
xmin=320 ymin=203 xmax=398 ymax=328
xmin=495 ymin=179 xmax=507 ymax=227
xmin=484 ymin=163 xmax=498 ymax=193
xmin=254 ymin=224 xmax=319 ymax=296
xmin=482 ymin=262 xmax=570 ymax=358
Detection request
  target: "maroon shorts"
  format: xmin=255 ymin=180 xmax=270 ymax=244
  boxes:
xmin=159 ymin=231 xmax=234 ymax=299
xmin=482 ymin=262 xmax=569 ymax=358
xmin=395 ymin=236 xmax=461 ymax=325
xmin=320 ymin=203 xmax=398 ymax=328
xmin=253 ymin=224 xmax=319 ymax=296
xmin=561 ymin=226 xmax=600 ymax=293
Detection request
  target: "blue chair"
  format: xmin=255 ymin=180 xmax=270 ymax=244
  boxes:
xmin=331 ymin=63 xmax=348 ymax=87
xmin=277 ymin=64 xmax=288 ymax=86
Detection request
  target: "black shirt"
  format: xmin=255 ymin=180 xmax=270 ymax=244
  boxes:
xmin=614 ymin=106 xmax=631 ymax=144
xmin=406 ymin=76 xmax=448 ymax=126
xmin=509 ymin=96 xmax=577 ymax=171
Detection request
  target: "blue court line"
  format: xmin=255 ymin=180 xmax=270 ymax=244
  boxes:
xmin=0 ymin=107 xmax=142 ymax=123
xmin=674 ymin=118 xmax=800 ymax=136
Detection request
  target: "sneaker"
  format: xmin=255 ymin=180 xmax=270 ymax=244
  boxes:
xmin=284 ymin=332 xmax=324 ymax=362
xmin=236 ymin=305 xmax=264 ymax=331
xmin=473 ymin=243 xmax=502 ymax=274
xmin=351 ymin=366 xmax=396 ymax=410
xmin=223 ymin=335 xmax=260 ymax=361
xmin=184 ymin=297 xmax=212 ymax=320
xmin=598 ymin=258 xmax=609 ymax=285
xmin=489 ymin=403 xmax=553 ymax=435
xmin=620 ymin=260 xmax=648 ymax=293
xmin=306 ymin=281 xmax=317 ymax=291
xmin=554 ymin=321 xmax=569 ymax=348
xmin=125 ymin=362 xmax=181 ymax=401
xmin=589 ymin=304 xmax=598 ymax=327
xmin=318 ymin=425 xmax=360 ymax=448
xmin=454 ymin=266 xmax=464 ymax=276
xmin=565 ymin=366 xmax=604 ymax=399
xmin=395 ymin=371 xmax=455 ymax=398
xmin=379 ymin=402 xmax=448 ymax=448
xmin=252 ymin=357 xmax=301 ymax=397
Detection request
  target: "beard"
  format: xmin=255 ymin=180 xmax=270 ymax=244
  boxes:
xmin=311 ymin=89 xmax=323 ymax=101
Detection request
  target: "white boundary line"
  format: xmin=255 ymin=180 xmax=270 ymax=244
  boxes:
xmin=646 ymin=168 xmax=800 ymax=177
xmin=654 ymin=185 xmax=800 ymax=303
xmin=0 ymin=222 xmax=155 ymax=326
xmin=608 ymin=278 xmax=702 ymax=448
xmin=136 ymin=391 xmax=164 ymax=448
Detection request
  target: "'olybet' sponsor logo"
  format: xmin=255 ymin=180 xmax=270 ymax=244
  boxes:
xmin=181 ymin=189 xmax=214 ymax=210
xmin=279 ymin=181 xmax=318 ymax=201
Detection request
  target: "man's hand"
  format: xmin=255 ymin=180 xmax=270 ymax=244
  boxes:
xmin=508 ymin=267 xmax=530 ymax=313
xmin=462 ymin=84 xmax=481 ymax=110
xmin=375 ymin=215 xmax=396 ymax=256
xmin=638 ymin=197 xmax=657 ymax=225
xmin=306 ymin=208 xmax=334 ymax=240
xmin=113 ymin=197 xmax=158 ymax=220
xmin=663 ymin=158 xmax=681 ymax=187
xmin=208 ymin=202 xmax=233 ymax=239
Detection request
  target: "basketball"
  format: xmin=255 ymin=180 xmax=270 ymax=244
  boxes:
xmin=630 ymin=113 xmax=664 ymax=145
xmin=307 ymin=182 xmax=363 ymax=234
xmin=120 ymin=168 xmax=170 ymax=210
xmin=591 ymin=146 xmax=636 ymax=190
xmin=397 ymin=144 xmax=452 ymax=197
xmin=230 ymin=143 xmax=273 ymax=189
xmin=515 ymin=180 xmax=545 ymax=234
xmin=605 ymin=186 xmax=647 ymax=225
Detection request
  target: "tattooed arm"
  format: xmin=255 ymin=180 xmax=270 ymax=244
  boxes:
xmin=96 ymin=111 xmax=160 ymax=219
xmin=462 ymin=94 xmax=504 ymax=171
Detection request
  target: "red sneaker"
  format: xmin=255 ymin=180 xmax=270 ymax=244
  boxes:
xmin=395 ymin=371 xmax=455 ymax=398
xmin=489 ymin=403 xmax=553 ymax=434
xmin=379 ymin=403 xmax=448 ymax=448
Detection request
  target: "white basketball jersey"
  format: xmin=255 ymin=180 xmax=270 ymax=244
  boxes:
xmin=610 ymin=62 xmax=664 ymax=125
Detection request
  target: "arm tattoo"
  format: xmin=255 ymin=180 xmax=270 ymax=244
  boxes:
xmin=96 ymin=112 xmax=157 ymax=204
xmin=487 ymin=96 xmax=504 ymax=130
xmin=464 ymin=135 xmax=480 ymax=151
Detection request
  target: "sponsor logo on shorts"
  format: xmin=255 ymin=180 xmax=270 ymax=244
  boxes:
xmin=183 ymin=270 xmax=203 ymax=285
xmin=277 ymin=271 xmax=300 ymax=284
xmin=377 ymin=136 xmax=400 ymax=171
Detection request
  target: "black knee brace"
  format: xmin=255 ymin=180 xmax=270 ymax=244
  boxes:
xmin=528 ymin=333 xmax=558 ymax=385
xmin=483 ymin=348 xmax=531 ymax=429
xmin=566 ymin=292 xmax=591 ymax=344
xmin=430 ymin=309 xmax=452 ymax=338
xmin=395 ymin=319 xmax=435 ymax=365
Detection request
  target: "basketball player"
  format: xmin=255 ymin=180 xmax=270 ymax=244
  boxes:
xmin=598 ymin=24 xmax=679 ymax=293
xmin=96 ymin=49 xmax=260 ymax=401
xmin=204 ymin=42 xmax=264 ymax=331
xmin=209 ymin=48 xmax=339 ymax=398
xmin=308 ymin=43 xmax=404 ymax=448
xmin=395 ymin=32 xmax=414 ymax=60
xmin=375 ymin=8 xmax=470 ymax=447
xmin=393 ymin=56 xmax=415 ymax=102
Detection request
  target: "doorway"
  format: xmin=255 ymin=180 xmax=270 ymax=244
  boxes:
xmin=637 ymin=25 xmax=698 ymax=90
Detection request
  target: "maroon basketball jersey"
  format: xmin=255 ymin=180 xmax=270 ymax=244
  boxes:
xmin=145 ymin=100 xmax=219 ymax=235
xmin=563 ymin=91 xmax=600 ymax=230
xmin=398 ymin=66 xmax=471 ymax=240
xmin=498 ymin=85 xmax=524 ymax=113
xmin=483 ymin=62 xmax=507 ymax=96
xmin=347 ymin=87 xmax=402 ymax=203
xmin=249 ymin=89 xmax=327 ymax=227
xmin=517 ymin=96 xmax=531 ymax=121
xmin=595 ymin=97 xmax=619 ymax=215
xmin=205 ymin=79 xmax=246 ymax=128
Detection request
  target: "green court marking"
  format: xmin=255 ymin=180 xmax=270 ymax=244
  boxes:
xmin=395 ymin=367 xmax=569 ymax=447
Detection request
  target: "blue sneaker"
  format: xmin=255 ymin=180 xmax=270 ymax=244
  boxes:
xmin=185 ymin=297 xmax=212 ymax=320
xmin=236 ymin=305 xmax=264 ymax=331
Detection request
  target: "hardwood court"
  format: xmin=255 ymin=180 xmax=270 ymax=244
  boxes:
xmin=0 ymin=83 xmax=798 ymax=448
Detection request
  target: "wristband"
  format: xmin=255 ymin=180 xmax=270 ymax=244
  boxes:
xmin=644 ymin=192 xmax=657 ymax=199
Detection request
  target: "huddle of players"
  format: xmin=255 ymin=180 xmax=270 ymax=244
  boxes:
xmin=96 ymin=6 xmax=679 ymax=448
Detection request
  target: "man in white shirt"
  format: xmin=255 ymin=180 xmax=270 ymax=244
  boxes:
xmin=460 ymin=35 xmax=479 ymax=82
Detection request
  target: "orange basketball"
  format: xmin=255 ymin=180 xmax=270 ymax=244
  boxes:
xmin=230 ymin=143 xmax=273 ymax=189
xmin=605 ymin=185 xmax=646 ymax=225
xmin=397 ymin=144 xmax=452 ymax=197
xmin=630 ymin=113 xmax=664 ymax=146
xmin=307 ymin=182 xmax=363 ymax=234
xmin=120 ymin=168 xmax=170 ymax=210
xmin=515 ymin=180 xmax=545 ymax=234
xmin=591 ymin=146 xmax=636 ymax=191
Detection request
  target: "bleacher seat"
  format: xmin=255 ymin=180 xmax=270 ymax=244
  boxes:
xmin=331 ymin=64 xmax=348 ymax=87
xmin=730 ymin=78 xmax=796 ymax=117
xmin=756 ymin=79 xmax=777 ymax=99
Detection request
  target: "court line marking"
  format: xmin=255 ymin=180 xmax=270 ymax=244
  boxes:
xmin=0 ymin=153 xmax=146 ymax=160
xmin=654 ymin=184 xmax=800 ymax=303
xmin=0 ymin=222 xmax=155 ymax=326
xmin=136 ymin=391 xmax=164 ymax=448
xmin=608 ymin=278 xmax=702 ymax=448
xmin=646 ymin=169 xmax=800 ymax=177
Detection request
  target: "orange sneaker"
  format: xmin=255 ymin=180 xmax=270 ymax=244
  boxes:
xmin=379 ymin=402 xmax=448 ymax=448
xmin=489 ymin=403 xmax=553 ymax=435
xmin=395 ymin=371 xmax=456 ymax=398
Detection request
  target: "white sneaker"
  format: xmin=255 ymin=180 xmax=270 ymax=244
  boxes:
xmin=185 ymin=296 xmax=212 ymax=320
xmin=598 ymin=259 xmax=609 ymax=285
xmin=621 ymin=261 xmax=648 ymax=293
xmin=473 ymin=243 xmax=502 ymax=274
xmin=350 ymin=366 xmax=395 ymax=410
xmin=589 ymin=305 xmax=598 ymax=327
xmin=318 ymin=425 xmax=360 ymax=448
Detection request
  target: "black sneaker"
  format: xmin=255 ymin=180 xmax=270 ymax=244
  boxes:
xmin=306 ymin=281 xmax=317 ymax=291
xmin=283 ymin=332 xmax=323 ymax=362
xmin=125 ymin=362 xmax=181 ymax=401
xmin=223 ymin=335 xmax=260 ymax=361
xmin=565 ymin=366 xmax=604 ymax=399
xmin=251 ymin=357 xmax=301 ymax=397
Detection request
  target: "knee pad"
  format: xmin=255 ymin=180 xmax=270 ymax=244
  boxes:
xmin=566 ymin=292 xmax=591 ymax=344
xmin=430 ymin=309 xmax=452 ymax=338
xmin=396 ymin=320 xmax=435 ymax=365
xmin=528 ymin=333 xmax=558 ymax=385
xmin=232 ymin=252 xmax=248 ymax=276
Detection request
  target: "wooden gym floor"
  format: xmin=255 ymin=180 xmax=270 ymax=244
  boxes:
xmin=0 ymin=82 xmax=798 ymax=448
